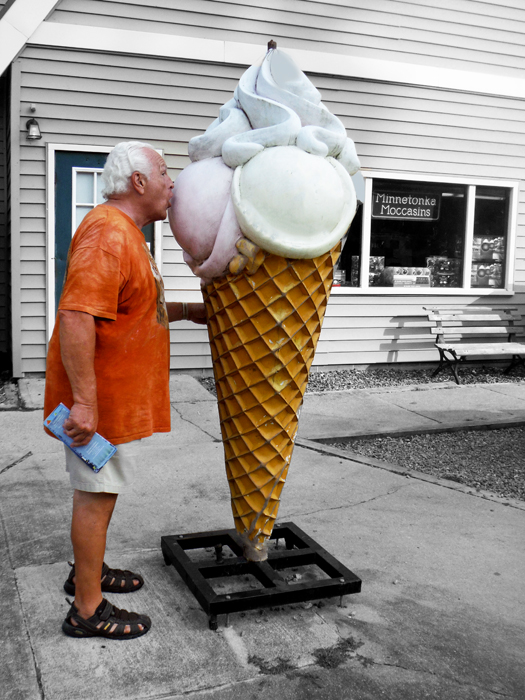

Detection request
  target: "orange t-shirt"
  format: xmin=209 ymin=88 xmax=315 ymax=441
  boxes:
xmin=44 ymin=205 xmax=171 ymax=444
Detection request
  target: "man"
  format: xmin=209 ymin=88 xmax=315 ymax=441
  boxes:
xmin=44 ymin=141 xmax=206 ymax=640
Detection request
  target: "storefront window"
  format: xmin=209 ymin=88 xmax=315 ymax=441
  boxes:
xmin=336 ymin=176 xmax=514 ymax=292
xmin=471 ymin=186 xmax=509 ymax=289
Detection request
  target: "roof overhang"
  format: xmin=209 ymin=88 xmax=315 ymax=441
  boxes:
xmin=2 ymin=1 xmax=525 ymax=100
xmin=0 ymin=0 xmax=60 ymax=75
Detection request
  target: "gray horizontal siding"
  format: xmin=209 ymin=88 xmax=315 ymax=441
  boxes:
xmin=12 ymin=44 xmax=525 ymax=374
xmin=48 ymin=0 xmax=525 ymax=77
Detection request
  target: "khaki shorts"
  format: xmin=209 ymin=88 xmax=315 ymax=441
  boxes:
xmin=64 ymin=440 xmax=141 ymax=493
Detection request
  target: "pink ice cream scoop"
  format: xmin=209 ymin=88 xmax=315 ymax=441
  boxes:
xmin=168 ymin=157 xmax=243 ymax=284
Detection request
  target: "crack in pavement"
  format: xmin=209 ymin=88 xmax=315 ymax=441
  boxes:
xmin=0 ymin=451 xmax=32 ymax=476
xmin=486 ymin=385 xmax=525 ymax=404
xmin=373 ymin=394 xmax=444 ymax=426
xmin=171 ymin=404 xmax=220 ymax=442
xmin=282 ymin=483 xmax=410 ymax=519
xmin=143 ymin=677 xmax=262 ymax=699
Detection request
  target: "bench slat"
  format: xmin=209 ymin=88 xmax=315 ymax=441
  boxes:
xmin=436 ymin=342 xmax=525 ymax=356
xmin=430 ymin=326 xmax=520 ymax=336
xmin=429 ymin=313 xmax=521 ymax=322
xmin=425 ymin=306 xmax=518 ymax=313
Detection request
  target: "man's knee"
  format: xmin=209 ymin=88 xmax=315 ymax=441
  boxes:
xmin=73 ymin=489 xmax=118 ymax=518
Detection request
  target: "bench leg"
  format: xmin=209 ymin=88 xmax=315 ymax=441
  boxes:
xmin=503 ymin=355 xmax=525 ymax=375
xmin=432 ymin=349 xmax=462 ymax=384
xmin=431 ymin=349 xmax=446 ymax=378
xmin=448 ymin=353 xmax=462 ymax=385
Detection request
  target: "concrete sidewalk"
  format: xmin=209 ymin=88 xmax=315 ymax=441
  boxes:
xmin=299 ymin=379 xmax=525 ymax=440
xmin=2 ymin=376 xmax=525 ymax=699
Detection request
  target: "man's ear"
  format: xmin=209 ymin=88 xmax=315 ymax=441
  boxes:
xmin=130 ymin=170 xmax=147 ymax=195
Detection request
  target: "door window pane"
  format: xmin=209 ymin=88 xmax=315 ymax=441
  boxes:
xmin=75 ymin=206 xmax=93 ymax=229
xmin=76 ymin=171 xmax=94 ymax=204
xmin=96 ymin=173 xmax=105 ymax=205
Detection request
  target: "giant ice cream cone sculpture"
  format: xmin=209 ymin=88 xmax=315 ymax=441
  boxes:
xmin=203 ymin=246 xmax=339 ymax=559
xmin=169 ymin=44 xmax=360 ymax=560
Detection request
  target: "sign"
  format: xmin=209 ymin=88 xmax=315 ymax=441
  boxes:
xmin=372 ymin=191 xmax=441 ymax=220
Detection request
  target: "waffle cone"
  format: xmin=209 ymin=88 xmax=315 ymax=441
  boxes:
xmin=203 ymin=245 xmax=340 ymax=560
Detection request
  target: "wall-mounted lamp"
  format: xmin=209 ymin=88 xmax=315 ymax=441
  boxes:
xmin=26 ymin=117 xmax=42 ymax=140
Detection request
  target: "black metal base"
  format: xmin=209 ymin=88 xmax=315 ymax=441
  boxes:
xmin=161 ymin=522 xmax=362 ymax=629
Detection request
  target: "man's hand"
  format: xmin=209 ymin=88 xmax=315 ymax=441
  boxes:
xmin=166 ymin=302 xmax=207 ymax=325
xmin=187 ymin=303 xmax=207 ymax=325
xmin=229 ymin=238 xmax=265 ymax=276
xmin=63 ymin=402 xmax=98 ymax=447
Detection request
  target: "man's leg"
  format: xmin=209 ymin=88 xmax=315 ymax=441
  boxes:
xmin=63 ymin=444 xmax=147 ymax=636
xmin=70 ymin=489 xmax=117 ymax=618
xmin=66 ymin=489 xmax=146 ymax=636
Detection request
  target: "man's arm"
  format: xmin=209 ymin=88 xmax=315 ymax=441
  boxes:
xmin=59 ymin=309 xmax=98 ymax=447
xmin=166 ymin=302 xmax=207 ymax=325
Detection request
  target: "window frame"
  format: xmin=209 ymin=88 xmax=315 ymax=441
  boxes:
xmin=71 ymin=166 xmax=106 ymax=235
xmin=333 ymin=171 xmax=519 ymax=296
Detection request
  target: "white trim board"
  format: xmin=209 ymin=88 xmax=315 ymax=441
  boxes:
xmin=0 ymin=0 xmax=59 ymax=74
xmin=28 ymin=21 xmax=525 ymax=101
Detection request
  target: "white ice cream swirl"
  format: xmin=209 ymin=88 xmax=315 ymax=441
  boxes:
xmin=189 ymin=49 xmax=360 ymax=177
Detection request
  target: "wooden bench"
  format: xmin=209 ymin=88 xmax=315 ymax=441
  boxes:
xmin=424 ymin=306 xmax=525 ymax=384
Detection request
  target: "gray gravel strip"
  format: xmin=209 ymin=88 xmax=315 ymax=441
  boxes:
xmin=200 ymin=365 xmax=525 ymax=396
xmin=306 ymin=365 xmax=525 ymax=392
xmin=329 ymin=426 xmax=525 ymax=503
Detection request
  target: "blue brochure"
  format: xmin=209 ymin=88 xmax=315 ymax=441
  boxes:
xmin=44 ymin=403 xmax=117 ymax=473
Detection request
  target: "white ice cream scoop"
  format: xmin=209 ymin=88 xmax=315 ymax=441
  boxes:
xmin=231 ymin=145 xmax=357 ymax=258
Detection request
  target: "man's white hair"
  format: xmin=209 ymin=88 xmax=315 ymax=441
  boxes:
xmin=101 ymin=141 xmax=156 ymax=198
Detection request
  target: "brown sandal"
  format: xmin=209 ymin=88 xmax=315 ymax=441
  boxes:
xmin=63 ymin=561 xmax=144 ymax=595
xmin=62 ymin=598 xmax=151 ymax=640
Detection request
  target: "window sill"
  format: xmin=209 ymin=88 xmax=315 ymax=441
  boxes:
xmin=330 ymin=286 xmax=515 ymax=296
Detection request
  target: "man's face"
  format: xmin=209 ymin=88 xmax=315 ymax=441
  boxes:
xmin=141 ymin=151 xmax=174 ymax=224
